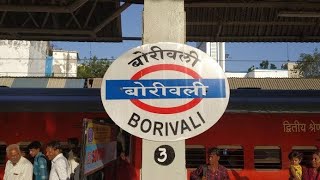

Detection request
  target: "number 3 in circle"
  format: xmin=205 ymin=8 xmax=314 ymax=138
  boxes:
xmin=154 ymin=145 xmax=175 ymax=166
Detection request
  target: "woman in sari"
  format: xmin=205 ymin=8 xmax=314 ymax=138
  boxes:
xmin=303 ymin=150 xmax=320 ymax=180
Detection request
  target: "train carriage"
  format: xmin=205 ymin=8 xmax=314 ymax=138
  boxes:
xmin=0 ymin=78 xmax=320 ymax=180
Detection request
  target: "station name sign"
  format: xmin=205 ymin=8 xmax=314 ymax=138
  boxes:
xmin=101 ymin=42 xmax=229 ymax=141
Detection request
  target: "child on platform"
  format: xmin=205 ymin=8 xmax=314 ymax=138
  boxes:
xmin=288 ymin=151 xmax=303 ymax=180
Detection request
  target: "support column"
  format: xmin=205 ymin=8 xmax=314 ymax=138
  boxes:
xmin=218 ymin=42 xmax=226 ymax=72
xmin=143 ymin=0 xmax=185 ymax=44
xmin=142 ymin=0 xmax=186 ymax=179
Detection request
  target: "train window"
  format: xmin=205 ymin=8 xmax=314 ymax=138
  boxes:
xmin=292 ymin=146 xmax=317 ymax=167
xmin=185 ymin=145 xmax=206 ymax=168
xmin=217 ymin=145 xmax=244 ymax=169
xmin=0 ymin=142 xmax=6 ymax=166
xmin=254 ymin=146 xmax=281 ymax=169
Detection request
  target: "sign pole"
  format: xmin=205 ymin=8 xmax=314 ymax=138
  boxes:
xmin=142 ymin=0 xmax=186 ymax=179
xmin=100 ymin=1 xmax=229 ymax=180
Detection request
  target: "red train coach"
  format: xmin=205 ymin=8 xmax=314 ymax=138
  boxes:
xmin=0 ymin=87 xmax=319 ymax=180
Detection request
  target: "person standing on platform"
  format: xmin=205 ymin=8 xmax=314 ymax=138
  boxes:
xmin=46 ymin=141 xmax=70 ymax=180
xmin=67 ymin=138 xmax=80 ymax=180
xmin=303 ymin=150 xmax=320 ymax=180
xmin=103 ymin=142 xmax=138 ymax=180
xmin=288 ymin=151 xmax=303 ymax=180
xmin=190 ymin=147 xmax=230 ymax=180
xmin=4 ymin=144 xmax=33 ymax=180
xmin=29 ymin=141 xmax=49 ymax=180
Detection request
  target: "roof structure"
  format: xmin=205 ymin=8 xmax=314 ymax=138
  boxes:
xmin=2 ymin=77 xmax=320 ymax=90
xmin=184 ymin=0 xmax=320 ymax=42
xmin=0 ymin=0 xmax=126 ymax=42
xmin=0 ymin=77 xmax=85 ymax=88
xmin=0 ymin=0 xmax=320 ymax=42
xmin=0 ymin=88 xmax=319 ymax=112
xmin=228 ymin=78 xmax=320 ymax=90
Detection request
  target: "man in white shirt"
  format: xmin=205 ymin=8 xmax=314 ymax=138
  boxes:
xmin=4 ymin=144 xmax=33 ymax=180
xmin=67 ymin=138 xmax=80 ymax=180
xmin=46 ymin=141 xmax=70 ymax=180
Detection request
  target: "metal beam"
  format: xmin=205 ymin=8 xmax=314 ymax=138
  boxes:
xmin=0 ymin=3 xmax=129 ymax=37
xmin=187 ymin=21 xmax=320 ymax=26
xmin=93 ymin=2 xmax=131 ymax=33
xmin=0 ymin=5 xmax=69 ymax=13
xmin=0 ymin=28 xmax=92 ymax=35
xmin=65 ymin=9 xmax=81 ymax=28
xmin=188 ymin=35 xmax=320 ymax=42
xmin=68 ymin=0 xmax=89 ymax=12
xmin=0 ymin=12 xmax=7 ymax=25
xmin=22 ymin=16 xmax=31 ymax=27
xmin=6 ymin=32 xmax=21 ymax=39
xmin=0 ymin=0 xmax=89 ymax=13
xmin=2 ymin=32 xmax=319 ymax=42
xmin=84 ymin=0 xmax=98 ymax=28
xmin=185 ymin=2 xmax=320 ymax=9
xmin=0 ymin=35 xmax=141 ymax=41
xmin=51 ymin=14 xmax=59 ymax=29
xmin=216 ymin=23 xmax=222 ymax=37
xmin=28 ymin=12 xmax=39 ymax=28
xmin=71 ymin=13 xmax=82 ymax=29
xmin=41 ymin=12 xmax=50 ymax=28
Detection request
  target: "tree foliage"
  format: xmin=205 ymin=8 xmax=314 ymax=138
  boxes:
xmin=247 ymin=60 xmax=277 ymax=72
xmin=295 ymin=49 xmax=320 ymax=78
xmin=247 ymin=65 xmax=255 ymax=72
xmin=281 ymin=63 xmax=288 ymax=70
xmin=77 ymin=56 xmax=112 ymax=78
xmin=270 ymin=63 xmax=277 ymax=69
xmin=259 ymin=60 xmax=269 ymax=69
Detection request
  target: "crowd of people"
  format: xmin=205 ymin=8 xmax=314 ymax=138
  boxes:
xmin=5 ymin=140 xmax=320 ymax=180
xmin=3 ymin=137 xmax=137 ymax=180
xmin=4 ymin=139 xmax=80 ymax=180
xmin=190 ymin=147 xmax=320 ymax=180
xmin=288 ymin=150 xmax=320 ymax=180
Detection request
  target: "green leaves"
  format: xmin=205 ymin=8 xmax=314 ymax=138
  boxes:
xmin=247 ymin=60 xmax=277 ymax=73
xmin=259 ymin=60 xmax=269 ymax=69
xmin=295 ymin=49 xmax=320 ymax=78
xmin=77 ymin=56 xmax=112 ymax=78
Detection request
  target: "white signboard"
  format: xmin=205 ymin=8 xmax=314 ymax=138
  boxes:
xmin=101 ymin=42 xmax=229 ymax=141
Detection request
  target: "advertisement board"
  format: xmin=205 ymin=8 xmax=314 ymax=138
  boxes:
xmin=83 ymin=119 xmax=117 ymax=175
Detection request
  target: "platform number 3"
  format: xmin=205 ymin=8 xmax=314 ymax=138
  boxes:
xmin=154 ymin=145 xmax=175 ymax=166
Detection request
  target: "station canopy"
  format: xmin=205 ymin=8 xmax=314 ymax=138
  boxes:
xmin=0 ymin=0 xmax=319 ymax=42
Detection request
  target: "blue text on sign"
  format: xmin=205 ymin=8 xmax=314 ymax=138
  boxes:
xmin=105 ymin=79 xmax=226 ymax=100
